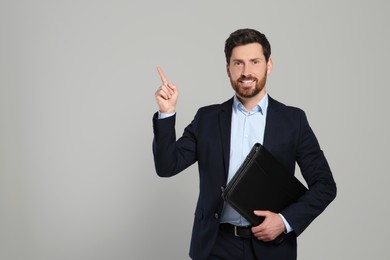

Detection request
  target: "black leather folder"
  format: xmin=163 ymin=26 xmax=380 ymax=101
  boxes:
xmin=222 ymin=143 xmax=308 ymax=226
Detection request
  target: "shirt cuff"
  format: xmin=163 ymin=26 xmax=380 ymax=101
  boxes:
xmin=278 ymin=213 xmax=293 ymax=234
xmin=158 ymin=111 xmax=176 ymax=119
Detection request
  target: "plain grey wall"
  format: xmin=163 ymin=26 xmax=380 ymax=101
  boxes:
xmin=1 ymin=0 xmax=389 ymax=259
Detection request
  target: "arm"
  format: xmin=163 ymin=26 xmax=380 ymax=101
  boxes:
xmin=252 ymin=110 xmax=337 ymax=241
xmin=152 ymin=67 xmax=197 ymax=177
xmin=281 ymin=111 xmax=337 ymax=236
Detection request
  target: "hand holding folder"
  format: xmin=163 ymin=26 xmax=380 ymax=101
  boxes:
xmin=222 ymin=143 xmax=308 ymax=227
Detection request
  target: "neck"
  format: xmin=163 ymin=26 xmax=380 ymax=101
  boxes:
xmin=237 ymin=90 xmax=266 ymax=112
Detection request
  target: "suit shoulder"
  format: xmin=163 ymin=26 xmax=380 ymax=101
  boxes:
xmin=270 ymin=97 xmax=305 ymax=115
xmin=196 ymin=98 xmax=233 ymax=114
xmin=199 ymin=103 xmax=222 ymax=111
xmin=268 ymin=97 xmax=310 ymax=126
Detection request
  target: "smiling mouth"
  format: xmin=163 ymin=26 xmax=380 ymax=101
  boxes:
xmin=239 ymin=79 xmax=256 ymax=87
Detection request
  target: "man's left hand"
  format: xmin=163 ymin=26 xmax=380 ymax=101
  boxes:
xmin=251 ymin=210 xmax=285 ymax=241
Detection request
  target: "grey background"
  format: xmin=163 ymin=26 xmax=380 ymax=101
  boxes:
xmin=1 ymin=0 xmax=389 ymax=259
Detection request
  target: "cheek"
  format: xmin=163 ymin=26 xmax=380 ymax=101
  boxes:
xmin=228 ymin=68 xmax=240 ymax=80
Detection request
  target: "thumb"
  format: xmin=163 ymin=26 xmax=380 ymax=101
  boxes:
xmin=253 ymin=210 xmax=269 ymax=217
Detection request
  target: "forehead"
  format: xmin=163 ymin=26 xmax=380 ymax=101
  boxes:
xmin=231 ymin=43 xmax=265 ymax=60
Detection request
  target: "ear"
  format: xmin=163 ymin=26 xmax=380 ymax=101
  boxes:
xmin=266 ymin=57 xmax=273 ymax=75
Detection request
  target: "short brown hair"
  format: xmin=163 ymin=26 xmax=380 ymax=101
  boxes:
xmin=224 ymin=28 xmax=271 ymax=64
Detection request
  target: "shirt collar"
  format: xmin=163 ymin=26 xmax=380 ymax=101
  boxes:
xmin=233 ymin=93 xmax=268 ymax=115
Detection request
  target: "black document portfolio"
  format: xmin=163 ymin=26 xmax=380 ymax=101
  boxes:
xmin=222 ymin=143 xmax=308 ymax=226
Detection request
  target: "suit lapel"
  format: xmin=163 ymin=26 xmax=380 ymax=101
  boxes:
xmin=263 ymin=96 xmax=281 ymax=150
xmin=219 ymin=98 xmax=233 ymax=179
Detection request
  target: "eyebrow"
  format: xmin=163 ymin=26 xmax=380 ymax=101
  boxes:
xmin=231 ymin=58 xmax=261 ymax=62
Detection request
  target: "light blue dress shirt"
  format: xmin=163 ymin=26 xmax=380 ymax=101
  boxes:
xmin=219 ymin=94 xmax=267 ymax=226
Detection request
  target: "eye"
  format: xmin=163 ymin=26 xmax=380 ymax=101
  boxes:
xmin=252 ymin=60 xmax=260 ymax=65
xmin=234 ymin=61 xmax=242 ymax=66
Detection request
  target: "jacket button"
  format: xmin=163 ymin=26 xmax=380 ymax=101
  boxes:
xmin=214 ymin=213 xmax=219 ymax=219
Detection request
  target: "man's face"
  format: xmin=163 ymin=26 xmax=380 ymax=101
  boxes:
xmin=227 ymin=43 xmax=272 ymax=99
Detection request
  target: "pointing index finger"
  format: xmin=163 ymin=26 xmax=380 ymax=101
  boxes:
xmin=157 ymin=67 xmax=169 ymax=84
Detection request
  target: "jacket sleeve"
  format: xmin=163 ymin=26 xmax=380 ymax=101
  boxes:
xmin=152 ymin=111 xmax=199 ymax=177
xmin=281 ymin=111 xmax=337 ymax=236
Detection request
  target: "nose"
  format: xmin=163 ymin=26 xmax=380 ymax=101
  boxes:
xmin=241 ymin=64 xmax=252 ymax=77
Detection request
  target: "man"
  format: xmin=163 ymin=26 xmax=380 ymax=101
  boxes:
xmin=152 ymin=28 xmax=336 ymax=260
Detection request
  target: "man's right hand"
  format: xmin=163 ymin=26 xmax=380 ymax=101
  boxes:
xmin=155 ymin=67 xmax=179 ymax=114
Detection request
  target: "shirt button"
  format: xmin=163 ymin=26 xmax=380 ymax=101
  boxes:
xmin=214 ymin=213 xmax=219 ymax=219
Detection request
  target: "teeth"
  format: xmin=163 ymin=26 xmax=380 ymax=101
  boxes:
xmin=241 ymin=80 xmax=255 ymax=83
xmin=243 ymin=80 xmax=253 ymax=82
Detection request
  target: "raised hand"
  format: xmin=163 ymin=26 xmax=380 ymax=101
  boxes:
xmin=155 ymin=67 xmax=179 ymax=114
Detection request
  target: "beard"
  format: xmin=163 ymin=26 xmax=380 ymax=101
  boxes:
xmin=230 ymin=74 xmax=267 ymax=98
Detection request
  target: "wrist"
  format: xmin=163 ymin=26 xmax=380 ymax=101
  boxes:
xmin=159 ymin=109 xmax=175 ymax=114
xmin=158 ymin=111 xmax=176 ymax=119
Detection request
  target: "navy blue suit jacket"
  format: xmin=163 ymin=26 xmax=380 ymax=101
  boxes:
xmin=152 ymin=96 xmax=336 ymax=260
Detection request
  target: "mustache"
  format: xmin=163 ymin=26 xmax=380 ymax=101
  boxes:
xmin=237 ymin=75 xmax=258 ymax=81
